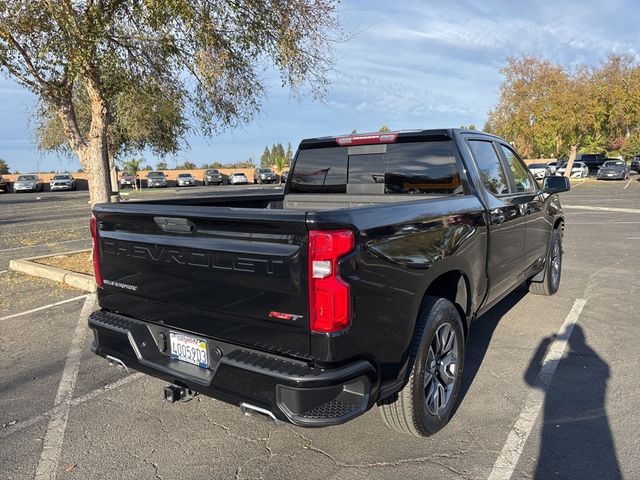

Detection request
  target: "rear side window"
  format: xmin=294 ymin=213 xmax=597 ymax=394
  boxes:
xmin=290 ymin=141 xmax=463 ymax=195
xmin=468 ymin=140 xmax=509 ymax=195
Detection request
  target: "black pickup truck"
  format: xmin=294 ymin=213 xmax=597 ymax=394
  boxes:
xmin=89 ymin=129 xmax=569 ymax=437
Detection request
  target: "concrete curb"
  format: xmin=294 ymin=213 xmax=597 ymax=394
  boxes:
xmin=9 ymin=249 xmax=96 ymax=292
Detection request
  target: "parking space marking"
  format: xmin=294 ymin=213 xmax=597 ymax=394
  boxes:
xmin=624 ymin=179 xmax=633 ymax=190
xmin=0 ymin=373 xmax=144 ymax=440
xmin=0 ymin=238 xmax=90 ymax=253
xmin=563 ymin=205 xmax=640 ymax=214
xmin=0 ymin=269 xmax=6 ymax=274
xmin=35 ymin=294 xmax=96 ymax=480
xmin=0 ymin=295 xmax=88 ymax=322
xmin=487 ymin=298 xmax=587 ymax=480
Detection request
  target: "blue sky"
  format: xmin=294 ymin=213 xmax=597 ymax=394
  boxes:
xmin=1 ymin=0 xmax=638 ymax=173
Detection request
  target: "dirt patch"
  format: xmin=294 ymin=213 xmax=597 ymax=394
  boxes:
xmin=33 ymin=250 xmax=94 ymax=276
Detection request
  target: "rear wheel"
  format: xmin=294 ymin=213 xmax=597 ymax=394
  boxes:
xmin=529 ymin=228 xmax=561 ymax=296
xmin=378 ymin=297 xmax=465 ymax=437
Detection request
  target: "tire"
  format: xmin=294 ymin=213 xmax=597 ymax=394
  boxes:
xmin=378 ymin=297 xmax=465 ymax=437
xmin=529 ymin=228 xmax=562 ymax=296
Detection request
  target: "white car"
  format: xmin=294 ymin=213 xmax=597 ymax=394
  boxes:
xmin=50 ymin=173 xmax=77 ymax=191
xmin=176 ymin=173 xmax=196 ymax=187
xmin=556 ymin=161 xmax=589 ymax=178
xmin=527 ymin=163 xmax=550 ymax=180
xmin=229 ymin=172 xmax=248 ymax=185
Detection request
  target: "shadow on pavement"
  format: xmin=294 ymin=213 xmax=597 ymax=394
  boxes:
xmin=525 ymin=324 xmax=622 ymax=479
xmin=456 ymin=288 xmax=528 ymax=412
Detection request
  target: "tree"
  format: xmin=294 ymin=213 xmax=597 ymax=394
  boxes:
xmin=176 ymin=161 xmax=196 ymax=170
xmin=286 ymin=143 xmax=293 ymax=164
xmin=143 ymin=165 xmax=153 ymax=171
xmin=0 ymin=159 xmax=9 ymax=174
xmin=486 ymin=54 xmax=640 ymax=176
xmin=261 ymin=147 xmax=271 ymax=167
xmin=155 ymin=161 xmax=168 ymax=170
xmin=119 ymin=157 xmax=142 ymax=189
xmin=379 ymin=125 xmax=391 ymax=132
xmin=0 ymin=1 xmax=341 ymax=205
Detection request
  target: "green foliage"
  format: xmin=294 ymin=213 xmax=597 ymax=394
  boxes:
xmin=143 ymin=165 xmax=153 ymax=171
xmin=460 ymin=124 xmax=477 ymax=130
xmin=175 ymin=161 xmax=197 ymax=170
xmin=379 ymin=125 xmax=391 ymax=132
xmin=0 ymin=159 xmax=9 ymax=174
xmin=286 ymin=143 xmax=293 ymax=163
xmin=261 ymin=147 xmax=271 ymax=167
xmin=621 ymin=132 xmax=640 ymax=159
xmin=486 ymin=54 xmax=640 ymax=158
xmin=155 ymin=161 xmax=168 ymax=170
xmin=119 ymin=158 xmax=143 ymax=176
xmin=0 ymin=0 xmax=342 ymax=203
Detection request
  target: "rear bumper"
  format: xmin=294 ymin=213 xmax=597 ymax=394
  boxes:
xmin=89 ymin=309 xmax=376 ymax=427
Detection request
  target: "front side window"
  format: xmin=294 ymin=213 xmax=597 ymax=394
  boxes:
xmin=468 ymin=140 xmax=509 ymax=195
xmin=500 ymin=145 xmax=535 ymax=192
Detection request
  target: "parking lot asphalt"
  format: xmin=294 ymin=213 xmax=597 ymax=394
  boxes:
xmin=1 ymin=176 xmax=639 ymax=479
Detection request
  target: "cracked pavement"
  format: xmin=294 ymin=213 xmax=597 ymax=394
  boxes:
xmin=1 ymin=178 xmax=640 ymax=479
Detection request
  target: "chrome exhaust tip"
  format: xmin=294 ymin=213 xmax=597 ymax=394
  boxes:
xmin=240 ymin=403 xmax=281 ymax=425
xmin=106 ymin=355 xmax=129 ymax=373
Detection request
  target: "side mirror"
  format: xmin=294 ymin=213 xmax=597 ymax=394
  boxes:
xmin=543 ymin=175 xmax=570 ymax=194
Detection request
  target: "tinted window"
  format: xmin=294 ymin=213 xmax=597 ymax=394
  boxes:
xmin=53 ymin=175 xmax=70 ymax=180
xmin=500 ymin=145 xmax=534 ymax=192
xmin=17 ymin=175 xmax=37 ymax=181
xmin=468 ymin=140 xmax=509 ymax=195
xmin=384 ymin=142 xmax=462 ymax=194
xmin=290 ymin=147 xmax=347 ymax=193
xmin=148 ymin=172 xmax=165 ymax=177
xmin=290 ymin=141 xmax=463 ymax=195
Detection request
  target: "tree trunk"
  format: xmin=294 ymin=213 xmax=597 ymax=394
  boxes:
xmin=81 ymin=77 xmax=112 ymax=206
xmin=564 ymin=145 xmax=578 ymax=177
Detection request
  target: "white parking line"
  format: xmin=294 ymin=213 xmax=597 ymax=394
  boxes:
xmin=0 ymin=373 xmax=144 ymax=440
xmin=0 ymin=238 xmax=90 ymax=253
xmin=0 ymin=295 xmax=88 ymax=322
xmin=487 ymin=298 xmax=587 ymax=480
xmin=563 ymin=205 xmax=640 ymax=214
xmin=623 ymin=179 xmax=633 ymax=190
xmin=35 ymin=294 xmax=96 ymax=480
xmin=0 ymin=269 xmax=7 ymax=274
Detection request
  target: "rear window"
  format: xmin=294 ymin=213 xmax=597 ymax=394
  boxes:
xmin=290 ymin=140 xmax=464 ymax=195
xmin=17 ymin=175 xmax=37 ymax=181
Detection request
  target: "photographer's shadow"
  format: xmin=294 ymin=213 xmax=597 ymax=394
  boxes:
xmin=525 ymin=324 xmax=622 ymax=479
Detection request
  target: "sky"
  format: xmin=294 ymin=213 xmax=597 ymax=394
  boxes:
xmin=0 ymin=0 xmax=638 ymax=173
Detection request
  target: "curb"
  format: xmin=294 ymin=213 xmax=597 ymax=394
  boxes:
xmin=9 ymin=249 xmax=96 ymax=292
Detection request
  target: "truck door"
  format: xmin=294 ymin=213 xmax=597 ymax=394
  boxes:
xmin=496 ymin=143 xmax=550 ymax=276
xmin=467 ymin=139 xmax=526 ymax=305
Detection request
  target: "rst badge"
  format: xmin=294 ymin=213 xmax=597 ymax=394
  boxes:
xmin=268 ymin=311 xmax=303 ymax=322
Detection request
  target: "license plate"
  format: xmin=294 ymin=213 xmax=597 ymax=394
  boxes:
xmin=169 ymin=332 xmax=209 ymax=368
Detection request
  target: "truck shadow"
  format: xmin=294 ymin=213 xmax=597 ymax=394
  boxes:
xmin=456 ymin=288 xmax=528 ymax=409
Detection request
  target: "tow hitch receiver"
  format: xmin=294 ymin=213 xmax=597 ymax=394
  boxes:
xmin=163 ymin=384 xmax=197 ymax=403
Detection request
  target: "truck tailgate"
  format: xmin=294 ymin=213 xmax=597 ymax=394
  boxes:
xmin=93 ymin=204 xmax=311 ymax=360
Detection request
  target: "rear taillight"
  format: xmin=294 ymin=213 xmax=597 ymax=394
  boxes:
xmin=308 ymin=229 xmax=355 ymax=333
xmin=89 ymin=216 xmax=103 ymax=288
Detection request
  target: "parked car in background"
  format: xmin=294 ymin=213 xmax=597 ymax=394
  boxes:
xmin=204 ymin=169 xmax=223 ymax=186
xmin=556 ymin=161 xmax=589 ymax=178
xmin=253 ymin=167 xmax=278 ymax=184
xmin=120 ymin=172 xmax=137 ymax=188
xmin=281 ymin=169 xmax=289 ymax=183
xmin=146 ymin=171 xmax=168 ymax=188
xmin=50 ymin=173 xmax=77 ymax=191
xmin=229 ymin=172 xmax=248 ymax=185
xmin=597 ymin=160 xmax=629 ymax=180
xmin=176 ymin=173 xmax=196 ymax=187
xmin=577 ymin=153 xmax=607 ymax=173
xmin=13 ymin=174 xmax=43 ymax=192
xmin=0 ymin=175 xmax=7 ymax=192
xmin=630 ymin=156 xmax=640 ymax=173
xmin=527 ymin=163 xmax=551 ymax=180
